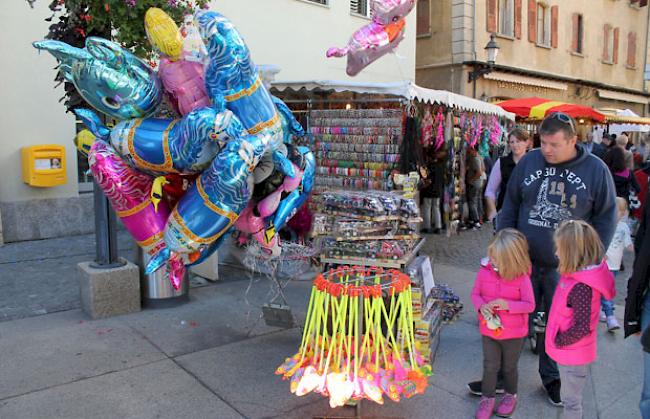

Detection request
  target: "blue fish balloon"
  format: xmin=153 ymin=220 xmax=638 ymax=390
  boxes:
xmin=33 ymin=37 xmax=163 ymax=120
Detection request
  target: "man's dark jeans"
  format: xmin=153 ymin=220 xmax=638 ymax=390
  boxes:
xmin=531 ymin=264 xmax=560 ymax=386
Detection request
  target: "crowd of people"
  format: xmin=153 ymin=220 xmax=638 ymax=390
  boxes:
xmin=436 ymin=113 xmax=650 ymax=419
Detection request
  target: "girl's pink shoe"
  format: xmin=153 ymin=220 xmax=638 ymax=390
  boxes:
xmin=496 ymin=393 xmax=517 ymax=417
xmin=475 ymin=396 xmax=495 ymax=419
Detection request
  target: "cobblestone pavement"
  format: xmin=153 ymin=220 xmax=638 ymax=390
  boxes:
xmin=420 ymin=225 xmax=634 ymax=307
xmin=0 ymin=232 xmax=135 ymax=322
xmin=0 ymin=222 xmax=636 ymax=321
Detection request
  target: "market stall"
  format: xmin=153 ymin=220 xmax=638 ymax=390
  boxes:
xmin=272 ymin=80 xmax=514 ymax=233
xmin=600 ymin=108 xmax=650 ymax=135
xmin=269 ymin=82 xmax=489 ymax=409
xmin=496 ymin=97 xmax=605 ymax=122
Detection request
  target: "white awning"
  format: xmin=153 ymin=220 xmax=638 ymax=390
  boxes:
xmin=597 ymin=89 xmax=649 ymax=105
xmin=484 ymin=72 xmax=569 ymax=91
xmin=271 ymin=80 xmax=515 ymax=120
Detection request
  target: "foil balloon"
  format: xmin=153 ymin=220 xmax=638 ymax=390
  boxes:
xmin=161 ymin=134 xmax=267 ymax=260
xmin=36 ymin=7 xmax=318 ymax=277
xmin=326 ymin=0 xmax=415 ymax=76
xmin=75 ymin=129 xmax=95 ymax=156
xmin=270 ymin=146 xmax=316 ymax=233
xmin=158 ymin=58 xmax=211 ymax=116
xmin=195 ymin=10 xmax=281 ymax=148
xmin=87 ymin=140 xmax=181 ymax=282
xmin=75 ymin=107 xmax=244 ymax=175
xmin=33 ymin=37 xmax=163 ymax=120
xmin=144 ymin=7 xmax=183 ymax=61
xmin=146 ymin=10 xmax=288 ymax=268
xmin=235 ymin=145 xmax=315 ymax=256
xmin=145 ymin=8 xmax=210 ymax=116
xmin=235 ymin=164 xmax=303 ymax=256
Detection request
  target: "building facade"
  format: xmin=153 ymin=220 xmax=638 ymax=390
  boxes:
xmin=0 ymin=0 xmax=416 ymax=243
xmin=416 ymin=0 xmax=650 ymax=115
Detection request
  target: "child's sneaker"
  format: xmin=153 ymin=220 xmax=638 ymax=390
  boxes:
xmin=495 ymin=393 xmax=517 ymax=417
xmin=475 ymin=397 xmax=495 ymax=419
xmin=607 ymin=315 xmax=621 ymax=332
xmin=599 ymin=312 xmax=607 ymax=322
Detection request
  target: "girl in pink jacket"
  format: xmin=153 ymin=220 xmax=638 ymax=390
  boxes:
xmin=471 ymin=229 xmax=535 ymax=419
xmin=546 ymin=220 xmax=616 ymax=419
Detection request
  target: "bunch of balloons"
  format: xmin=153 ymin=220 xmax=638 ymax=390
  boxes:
xmin=326 ymin=0 xmax=415 ymax=76
xmin=34 ymin=8 xmax=315 ymax=289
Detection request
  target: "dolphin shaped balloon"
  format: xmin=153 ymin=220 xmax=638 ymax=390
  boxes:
xmin=33 ymin=37 xmax=163 ymax=120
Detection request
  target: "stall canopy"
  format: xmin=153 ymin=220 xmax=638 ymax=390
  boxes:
xmin=271 ymin=80 xmax=515 ymax=120
xmin=599 ymin=108 xmax=650 ymax=134
xmin=496 ymin=97 xmax=605 ymax=122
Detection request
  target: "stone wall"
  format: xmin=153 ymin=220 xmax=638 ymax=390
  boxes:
xmin=0 ymin=195 xmax=94 ymax=243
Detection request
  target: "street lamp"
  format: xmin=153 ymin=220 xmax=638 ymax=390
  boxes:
xmin=468 ymin=33 xmax=500 ymax=98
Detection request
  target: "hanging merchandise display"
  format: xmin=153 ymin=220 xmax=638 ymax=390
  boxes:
xmin=276 ymin=266 xmax=431 ymax=407
xmin=420 ymin=106 xmax=434 ymax=148
xmin=272 ymin=80 xmax=514 ymax=235
xmin=312 ymin=190 xmax=423 ymax=267
xmin=311 ymin=109 xmax=403 ymax=192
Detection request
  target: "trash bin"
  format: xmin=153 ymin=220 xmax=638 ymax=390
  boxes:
xmin=135 ymin=246 xmax=189 ymax=308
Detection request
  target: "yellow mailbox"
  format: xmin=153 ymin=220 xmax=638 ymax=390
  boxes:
xmin=21 ymin=145 xmax=67 ymax=187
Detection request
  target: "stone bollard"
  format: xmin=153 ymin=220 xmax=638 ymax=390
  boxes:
xmin=78 ymin=258 xmax=141 ymax=319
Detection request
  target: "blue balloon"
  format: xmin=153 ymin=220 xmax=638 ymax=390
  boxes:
xmin=33 ymin=37 xmax=163 ymax=120
xmin=270 ymin=147 xmax=316 ymax=232
xmin=76 ymin=107 xmax=245 ymax=175
xmin=163 ymin=132 xmax=267 ymax=254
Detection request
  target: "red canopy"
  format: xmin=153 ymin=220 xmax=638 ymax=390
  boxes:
xmin=496 ymin=97 xmax=605 ymax=122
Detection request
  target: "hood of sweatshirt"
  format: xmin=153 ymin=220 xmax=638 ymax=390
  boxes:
xmin=565 ymin=261 xmax=616 ymax=300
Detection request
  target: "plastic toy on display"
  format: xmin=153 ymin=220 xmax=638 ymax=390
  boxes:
xmin=326 ymin=0 xmax=415 ymax=76
xmin=33 ymin=7 xmax=316 ymax=289
xmin=276 ymin=266 xmax=431 ymax=407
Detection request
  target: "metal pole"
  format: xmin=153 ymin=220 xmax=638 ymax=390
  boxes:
xmin=90 ymin=180 xmax=125 ymax=269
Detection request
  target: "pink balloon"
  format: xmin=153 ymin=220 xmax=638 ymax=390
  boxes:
xmin=88 ymin=140 xmax=170 ymax=270
xmin=234 ymin=166 xmax=304 ymax=256
xmin=235 ymin=203 xmax=265 ymax=235
xmin=326 ymin=0 xmax=415 ymax=76
xmin=158 ymin=57 xmax=210 ymax=116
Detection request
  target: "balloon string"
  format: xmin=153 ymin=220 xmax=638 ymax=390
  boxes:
xmin=358 ymin=295 xmax=372 ymax=365
xmin=318 ymin=292 xmax=331 ymax=371
xmin=353 ymin=289 xmax=360 ymax=382
xmin=405 ymin=285 xmax=417 ymax=365
xmin=319 ymin=291 xmax=331 ymax=371
xmin=299 ymin=284 xmax=317 ymax=351
xmin=336 ymin=292 xmax=348 ymax=371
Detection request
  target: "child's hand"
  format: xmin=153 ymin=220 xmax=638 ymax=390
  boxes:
xmin=490 ymin=299 xmax=509 ymax=311
xmin=480 ymin=304 xmax=493 ymax=317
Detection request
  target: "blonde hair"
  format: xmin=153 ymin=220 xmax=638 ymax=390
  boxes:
xmin=554 ymin=220 xmax=604 ymax=274
xmin=487 ymin=228 xmax=531 ymax=280
xmin=616 ymin=197 xmax=628 ymax=215
xmin=616 ymin=134 xmax=629 ymax=147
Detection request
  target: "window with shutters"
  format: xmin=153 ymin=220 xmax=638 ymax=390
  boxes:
xmin=351 ymin=0 xmax=371 ymax=18
xmin=417 ymin=0 xmax=431 ymax=37
xmin=603 ymin=24 xmax=615 ymax=63
xmin=536 ymin=3 xmax=550 ymax=46
xmin=627 ymin=31 xmax=637 ymax=67
xmin=572 ymin=14 xmax=584 ymax=54
xmin=498 ymin=0 xmax=515 ymax=37
xmin=302 ymin=0 xmax=329 ymax=5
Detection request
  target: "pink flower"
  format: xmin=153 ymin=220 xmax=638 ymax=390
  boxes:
xmin=124 ymin=0 xmax=136 ymax=7
xmin=167 ymin=0 xmax=177 ymax=7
